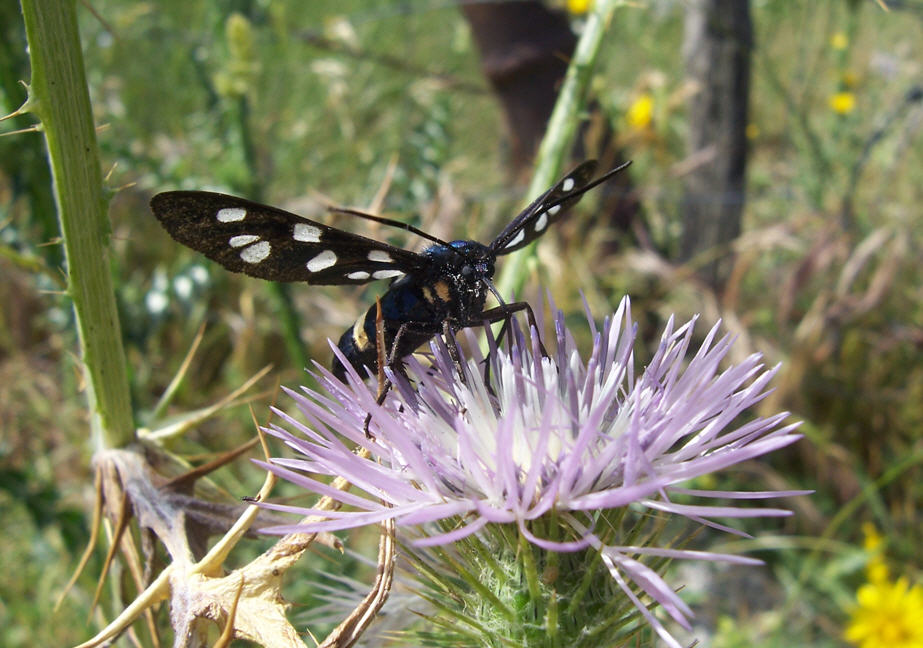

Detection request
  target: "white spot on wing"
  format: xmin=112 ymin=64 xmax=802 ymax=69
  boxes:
xmin=547 ymin=204 xmax=561 ymax=216
xmin=217 ymin=207 xmax=246 ymax=222
xmin=293 ymin=223 xmax=322 ymax=242
xmin=307 ymin=250 xmax=337 ymax=272
xmin=373 ymin=270 xmax=403 ymax=279
xmin=504 ymin=229 xmax=525 ymax=249
xmin=347 ymin=271 xmax=370 ymax=280
xmin=229 ymin=234 xmax=260 ymax=248
xmin=561 ymin=177 xmax=575 ymax=192
xmin=367 ymin=250 xmax=392 ymax=263
xmin=240 ymin=241 xmax=271 ymax=264
xmin=534 ymin=213 xmax=548 ymax=232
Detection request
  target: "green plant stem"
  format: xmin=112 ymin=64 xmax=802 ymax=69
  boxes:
xmin=495 ymin=0 xmax=624 ymax=300
xmin=21 ymin=0 xmax=134 ymax=449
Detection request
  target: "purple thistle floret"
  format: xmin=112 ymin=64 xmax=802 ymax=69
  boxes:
xmin=257 ymin=297 xmax=804 ymax=646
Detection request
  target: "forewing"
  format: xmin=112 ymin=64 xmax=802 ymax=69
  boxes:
xmin=490 ymin=160 xmax=599 ymax=255
xmin=150 ymin=191 xmax=425 ymax=284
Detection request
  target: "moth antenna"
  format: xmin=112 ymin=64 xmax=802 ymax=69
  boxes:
xmin=328 ymin=206 xmax=450 ymax=248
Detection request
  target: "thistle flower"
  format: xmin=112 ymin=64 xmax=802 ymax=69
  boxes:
xmin=259 ymin=298 xmax=804 ymax=646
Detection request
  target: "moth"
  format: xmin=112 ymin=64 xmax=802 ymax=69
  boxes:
xmin=151 ymin=160 xmax=630 ymax=381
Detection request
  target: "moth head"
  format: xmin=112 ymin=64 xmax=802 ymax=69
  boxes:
xmin=449 ymin=240 xmax=496 ymax=280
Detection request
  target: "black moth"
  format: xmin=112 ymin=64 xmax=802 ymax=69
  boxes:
xmin=151 ymin=160 xmax=630 ymax=381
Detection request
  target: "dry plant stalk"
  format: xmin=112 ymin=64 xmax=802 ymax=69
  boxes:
xmin=72 ymin=429 xmax=394 ymax=648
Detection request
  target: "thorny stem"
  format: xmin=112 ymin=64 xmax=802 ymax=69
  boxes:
xmin=20 ymin=0 xmax=134 ymax=449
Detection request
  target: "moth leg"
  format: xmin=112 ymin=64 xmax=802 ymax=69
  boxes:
xmin=374 ymin=297 xmax=389 ymax=398
xmin=441 ymin=319 xmax=468 ymax=383
xmin=363 ymin=299 xmax=391 ymax=438
xmin=476 ymin=301 xmax=548 ymax=358
xmin=362 ymin=318 xmax=430 ymax=438
xmin=363 ymin=298 xmax=415 ymax=439
xmin=460 ymin=301 xmax=549 ymax=388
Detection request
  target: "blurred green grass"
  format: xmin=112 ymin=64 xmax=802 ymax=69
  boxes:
xmin=1 ymin=1 xmax=921 ymax=646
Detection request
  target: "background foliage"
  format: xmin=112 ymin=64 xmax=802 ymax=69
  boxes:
xmin=1 ymin=1 xmax=921 ymax=646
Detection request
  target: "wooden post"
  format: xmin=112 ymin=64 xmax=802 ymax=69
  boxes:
xmin=680 ymin=0 xmax=752 ymax=289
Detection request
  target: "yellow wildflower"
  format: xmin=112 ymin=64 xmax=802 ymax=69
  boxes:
xmin=746 ymin=123 xmax=760 ymax=140
xmin=830 ymin=91 xmax=856 ymax=115
xmin=862 ymin=523 xmax=883 ymax=552
xmin=831 ymin=32 xmax=849 ymax=50
xmin=567 ymin=0 xmax=593 ymax=14
xmin=845 ymin=577 xmax=923 ymax=648
xmin=626 ymin=93 xmax=654 ymax=130
xmin=867 ymin=559 xmax=890 ymax=585
xmin=861 ymin=524 xmax=889 ymax=584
